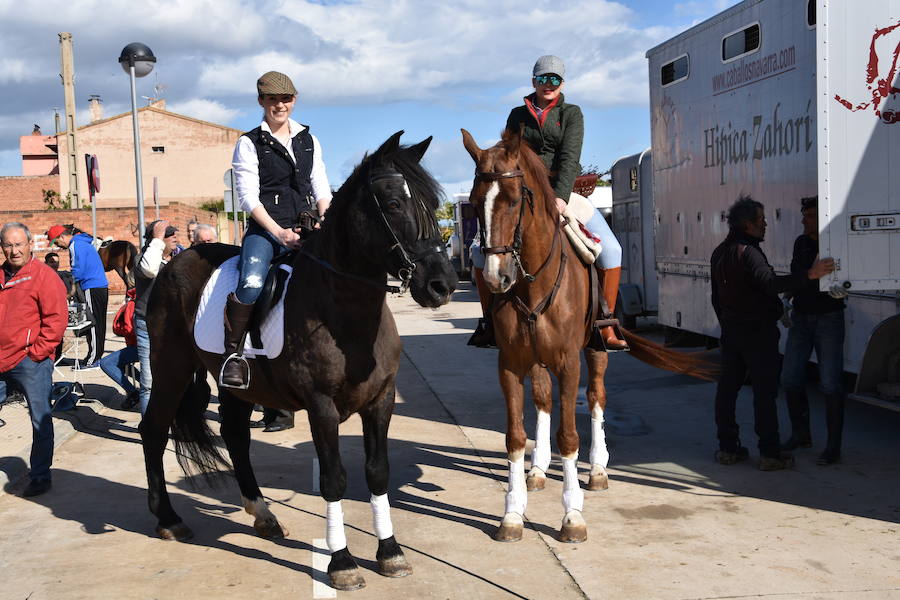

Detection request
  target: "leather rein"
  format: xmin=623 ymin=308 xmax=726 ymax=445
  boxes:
xmin=475 ymin=168 xmax=568 ymax=367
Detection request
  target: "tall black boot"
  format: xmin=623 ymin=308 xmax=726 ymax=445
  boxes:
xmin=219 ymin=293 xmax=254 ymax=388
xmin=818 ymin=393 xmax=844 ymax=465
xmin=782 ymin=389 xmax=812 ymax=450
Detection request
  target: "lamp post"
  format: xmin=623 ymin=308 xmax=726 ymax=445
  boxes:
xmin=118 ymin=42 xmax=156 ymax=240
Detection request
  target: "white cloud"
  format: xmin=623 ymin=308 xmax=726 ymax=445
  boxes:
xmin=166 ymin=98 xmax=241 ymax=125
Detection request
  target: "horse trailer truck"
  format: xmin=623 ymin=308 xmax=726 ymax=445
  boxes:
xmin=641 ymin=0 xmax=900 ymax=408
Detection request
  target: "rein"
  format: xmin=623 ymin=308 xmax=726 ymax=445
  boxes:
xmin=475 ymin=168 xmax=568 ymax=368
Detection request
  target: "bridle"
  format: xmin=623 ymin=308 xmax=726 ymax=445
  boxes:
xmin=475 ymin=169 xmax=537 ymax=282
xmin=303 ymin=170 xmax=443 ymax=294
xmin=474 ymin=166 xmax=568 ymax=368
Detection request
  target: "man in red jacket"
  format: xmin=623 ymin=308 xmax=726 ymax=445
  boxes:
xmin=1 ymin=222 xmax=67 ymax=497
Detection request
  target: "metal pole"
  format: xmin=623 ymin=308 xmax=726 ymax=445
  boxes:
xmin=129 ymin=64 xmax=146 ymax=240
xmin=88 ymin=156 xmax=97 ymax=246
xmin=153 ymin=176 xmax=159 ymax=220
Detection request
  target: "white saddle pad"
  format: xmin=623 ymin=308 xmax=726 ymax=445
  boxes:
xmin=194 ymin=256 xmax=292 ymax=359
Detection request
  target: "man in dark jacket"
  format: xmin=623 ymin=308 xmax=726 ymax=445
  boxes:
xmin=710 ymin=196 xmax=834 ymax=470
xmin=781 ymin=196 xmax=847 ymax=465
xmin=1 ymin=222 xmax=68 ymax=497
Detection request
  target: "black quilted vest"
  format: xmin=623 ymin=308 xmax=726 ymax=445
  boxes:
xmin=243 ymin=126 xmax=315 ymax=229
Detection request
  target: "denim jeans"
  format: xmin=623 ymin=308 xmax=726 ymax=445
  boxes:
xmin=235 ymin=227 xmax=290 ymax=304
xmin=781 ymin=310 xmax=845 ymax=396
xmin=0 ymin=356 xmax=54 ymax=481
xmin=99 ymin=345 xmax=138 ymax=396
xmin=135 ymin=316 xmax=152 ymax=414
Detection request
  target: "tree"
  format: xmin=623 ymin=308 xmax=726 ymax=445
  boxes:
xmin=42 ymin=189 xmax=72 ymax=210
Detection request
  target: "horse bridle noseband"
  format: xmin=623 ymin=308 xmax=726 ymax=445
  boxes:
xmin=475 ymin=169 xmax=537 ymax=282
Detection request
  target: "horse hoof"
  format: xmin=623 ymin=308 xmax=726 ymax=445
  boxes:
xmin=378 ymin=554 xmax=413 ymax=578
xmin=588 ymin=471 xmax=609 ymax=491
xmin=329 ymin=568 xmax=366 ymax=591
xmin=494 ymin=516 xmax=524 ymax=542
xmin=157 ymin=522 xmax=193 ymax=541
xmin=558 ymin=512 xmax=587 ymax=544
xmin=526 ymin=472 xmax=546 ymax=492
xmin=254 ymin=517 xmax=287 ymax=539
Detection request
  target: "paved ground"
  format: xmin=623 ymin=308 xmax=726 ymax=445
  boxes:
xmin=1 ymin=284 xmax=899 ymax=599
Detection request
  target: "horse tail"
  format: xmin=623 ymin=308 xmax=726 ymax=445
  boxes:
xmin=620 ymin=329 xmax=719 ymax=381
xmin=170 ymin=374 xmax=230 ymax=487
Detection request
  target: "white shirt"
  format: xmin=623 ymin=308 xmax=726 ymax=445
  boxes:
xmin=232 ymin=118 xmax=333 ymax=215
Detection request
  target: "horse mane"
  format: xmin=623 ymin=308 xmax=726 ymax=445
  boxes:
xmin=499 ymin=129 xmax=558 ymax=219
xmin=313 ymin=141 xmax=444 ymax=258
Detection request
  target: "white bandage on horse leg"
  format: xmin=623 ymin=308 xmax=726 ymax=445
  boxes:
xmin=325 ymin=500 xmax=347 ymax=552
xmin=505 ymin=457 xmax=527 ymax=516
xmin=561 ymin=456 xmax=584 ymax=513
xmin=589 ymin=406 xmax=610 ymax=469
xmin=531 ymin=411 xmax=551 ymax=474
xmin=370 ymin=493 xmax=394 ymax=540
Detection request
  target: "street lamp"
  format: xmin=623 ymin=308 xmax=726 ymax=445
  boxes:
xmin=118 ymin=42 xmax=156 ymax=240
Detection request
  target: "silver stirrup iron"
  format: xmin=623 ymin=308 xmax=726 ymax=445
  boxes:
xmin=219 ymin=353 xmax=251 ymax=390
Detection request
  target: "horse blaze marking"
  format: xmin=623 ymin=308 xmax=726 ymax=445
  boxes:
xmin=483 ymin=181 xmax=500 ymax=278
xmin=311 ymin=538 xmax=337 ymax=598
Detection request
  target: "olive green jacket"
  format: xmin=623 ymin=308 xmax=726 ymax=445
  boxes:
xmin=506 ymin=93 xmax=584 ymax=200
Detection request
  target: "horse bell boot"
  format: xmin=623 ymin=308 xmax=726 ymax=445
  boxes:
xmin=782 ymin=389 xmax=812 ymax=450
xmin=599 ymin=267 xmax=628 ymax=351
xmin=220 ymin=293 xmax=254 ymax=389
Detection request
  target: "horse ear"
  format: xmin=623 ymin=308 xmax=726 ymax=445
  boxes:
xmin=405 ymin=136 xmax=432 ymax=163
xmin=461 ymin=129 xmax=482 ymax=162
xmin=375 ymin=130 xmax=404 ymax=157
xmin=504 ymin=124 xmax=523 ymax=158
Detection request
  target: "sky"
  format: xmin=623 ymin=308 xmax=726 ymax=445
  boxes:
xmin=0 ymin=0 xmax=738 ymax=201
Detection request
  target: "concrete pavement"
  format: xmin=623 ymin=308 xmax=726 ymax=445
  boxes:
xmin=0 ymin=284 xmax=899 ymax=599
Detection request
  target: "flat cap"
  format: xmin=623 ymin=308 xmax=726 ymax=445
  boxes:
xmin=257 ymin=71 xmax=297 ymax=96
xmin=533 ymin=55 xmax=566 ymax=79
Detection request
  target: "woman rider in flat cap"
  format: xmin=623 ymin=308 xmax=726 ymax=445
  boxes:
xmin=220 ymin=71 xmax=332 ymax=390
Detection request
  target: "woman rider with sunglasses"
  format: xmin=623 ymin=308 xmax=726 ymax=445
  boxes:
xmin=469 ymin=55 xmax=627 ymax=351
xmin=219 ymin=71 xmax=333 ymax=392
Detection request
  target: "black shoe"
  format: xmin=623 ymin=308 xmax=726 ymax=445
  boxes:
xmin=263 ymin=420 xmax=294 ymax=433
xmin=714 ymin=446 xmax=749 ymax=465
xmin=759 ymin=452 xmax=795 ymax=471
xmin=817 ymin=448 xmax=841 ymax=465
xmin=467 ymin=318 xmax=496 ymax=348
xmin=121 ymin=391 xmax=140 ymax=410
xmin=23 ymin=479 xmax=52 ymax=497
xmin=249 ymin=419 xmax=267 ymax=429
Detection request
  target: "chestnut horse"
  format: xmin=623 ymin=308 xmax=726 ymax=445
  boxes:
xmin=97 ymin=239 xmax=137 ymax=289
xmin=139 ymin=132 xmax=457 ymax=591
xmin=462 ymin=128 xmax=713 ymax=543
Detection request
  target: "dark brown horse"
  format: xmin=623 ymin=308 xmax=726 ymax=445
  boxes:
xmin=97 ymin=239 xmax=138 ymax=289
xmin=462 ymin=128 xmax=713 ymax=543
xmin=139 ymin=132 xmax=457 ymax=591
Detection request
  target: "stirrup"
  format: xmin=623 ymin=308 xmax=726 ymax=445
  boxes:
xmin=219 ymin=353 xmax=251 ymax=389
xmin=588 ymin=319 xmax=630 ymax=353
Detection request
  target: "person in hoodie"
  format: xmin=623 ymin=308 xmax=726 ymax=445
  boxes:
xmin=47 ymin=224 xmax=109 ymax=367
xmin=0 ymin=222 xmax=67 ymax=497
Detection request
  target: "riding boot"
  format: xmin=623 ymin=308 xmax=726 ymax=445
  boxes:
xmin=818 ymin=393 xmax=844 ymax=465
xmin=599 ymin=266 xmax=628 ymax=351
xmin=782 ymin=389 xmax=812 ymax=450
xmin=467 ymin=267 xmax=496 ymax=348
xmin=220 ymin=293 xmax=254 ymax=388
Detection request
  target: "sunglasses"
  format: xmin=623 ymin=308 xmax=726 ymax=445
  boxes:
xmin=534 ymin=75 xmax=562 ymax=86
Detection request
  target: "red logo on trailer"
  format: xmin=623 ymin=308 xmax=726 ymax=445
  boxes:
xmin=834 ymin=21 xmax=900 ymax=124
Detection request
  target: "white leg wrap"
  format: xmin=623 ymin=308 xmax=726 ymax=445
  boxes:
xmin=370 ymin=493 xmax=394 ymax=540
xmin=531 ymin=411 xmax=552 ymax=473
xmin=326 ymin=500 xmax=347 ymax=552
xmin=561 ymin=456 xmax=584 ymax=513
xmin=505 ymin=457 xmax=527 ymax=516
xmin=589 ymin=407 xmax=609 ymax=469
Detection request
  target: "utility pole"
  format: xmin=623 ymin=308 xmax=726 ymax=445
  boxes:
xmin=59 ymin=32 xmax=81 ymax=209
